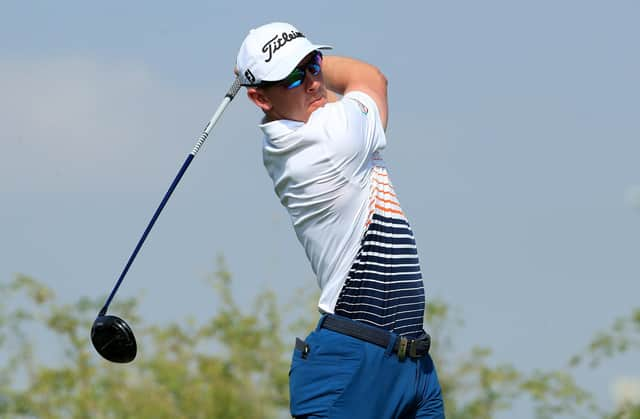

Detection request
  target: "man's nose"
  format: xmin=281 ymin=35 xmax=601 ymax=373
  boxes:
xmin=305 ymin=69 xmax=320 ymax=91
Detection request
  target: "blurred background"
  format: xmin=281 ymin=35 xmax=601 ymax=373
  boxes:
xmin=1 ymin=1 xmax=638 ymax=417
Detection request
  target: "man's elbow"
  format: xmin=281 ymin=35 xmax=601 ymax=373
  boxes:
xmin=374 ymin=67 xmax=388 ymax=92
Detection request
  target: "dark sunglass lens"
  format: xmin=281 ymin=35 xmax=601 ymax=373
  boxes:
xmin=285 ymin=69 xmax=305 ymax=89
xmin=283 ymin=52 xmax=322 ymax=89
xmin=308 ymin=63 xmax=321 ymax=76
xmin=309 ymin=51 xmax=322 ymax=75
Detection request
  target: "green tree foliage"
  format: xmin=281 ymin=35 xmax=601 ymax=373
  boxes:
xmin=0 ymin=260 xmax=290 ymax=419
xmin=569 ymin=308 xmax=640 ymax=419
xmin=1 ymin=263 xmax=638 ymax=418
xmin=427 ymin=300 xmax=595 ymax=419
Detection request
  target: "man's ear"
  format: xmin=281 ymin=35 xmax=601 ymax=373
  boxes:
xmin=247 ymin=88 xmax=272 ymax=112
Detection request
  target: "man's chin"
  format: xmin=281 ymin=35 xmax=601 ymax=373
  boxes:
xmin=309 ymin=97 xmax=327 ymax=113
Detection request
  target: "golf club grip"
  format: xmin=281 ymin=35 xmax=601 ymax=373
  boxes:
xmin=99 ymin=78 xmax=241 ymax=316
xmin=191 ymin=78 xmax=242 ymax=156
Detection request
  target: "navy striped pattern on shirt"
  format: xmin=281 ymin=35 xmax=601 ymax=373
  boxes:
xmin=334 ymin=166 xmax=425 ymax=337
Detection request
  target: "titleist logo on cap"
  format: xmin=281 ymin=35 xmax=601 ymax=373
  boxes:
xmin=262 ymin=30 xmax=305 ymax=63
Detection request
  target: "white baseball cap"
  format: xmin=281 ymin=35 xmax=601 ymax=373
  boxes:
xmin=236 ymin=22 xmax=332 ymax=86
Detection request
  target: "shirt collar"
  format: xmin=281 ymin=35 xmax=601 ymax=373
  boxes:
xmin=259 ymin=118 xmax=305 ymax=140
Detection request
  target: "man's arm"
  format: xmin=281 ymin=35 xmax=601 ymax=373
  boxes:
xmin=322 ymin=56 xmax=389 ymax=129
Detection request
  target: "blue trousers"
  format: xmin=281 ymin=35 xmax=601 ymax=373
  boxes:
xmin=289 ymin=316 xmax=445 ymax=418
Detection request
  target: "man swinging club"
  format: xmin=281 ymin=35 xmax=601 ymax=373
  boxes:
xmin=235 ymin=22 xmax=445 ymax=419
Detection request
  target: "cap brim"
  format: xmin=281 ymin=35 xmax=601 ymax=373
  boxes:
xmin=261 ymin=44 xmax=332 ymax=83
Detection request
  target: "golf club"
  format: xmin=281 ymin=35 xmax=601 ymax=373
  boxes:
xmin=91 ymin=78 xmax=242 ymax=363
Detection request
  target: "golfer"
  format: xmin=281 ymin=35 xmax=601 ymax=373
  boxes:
xmin=236 ymin=22 xmax=444 ymax=418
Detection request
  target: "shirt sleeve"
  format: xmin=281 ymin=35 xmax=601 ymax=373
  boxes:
xmin=341 ymin=90 xmax=386 ymax=155
xmin=306 ymin=90 xmax=387 ymax=168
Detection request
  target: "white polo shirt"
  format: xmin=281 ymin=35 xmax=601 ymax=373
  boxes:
xmin=261 ymin=91 xmax=387 ymax=313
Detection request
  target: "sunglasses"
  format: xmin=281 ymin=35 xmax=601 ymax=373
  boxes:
xmin=261 ymin=51 xmax=323 ymax=89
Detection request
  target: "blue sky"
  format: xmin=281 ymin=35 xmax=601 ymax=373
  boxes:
xmin=2 ymin=1 xmax=639 ymax=416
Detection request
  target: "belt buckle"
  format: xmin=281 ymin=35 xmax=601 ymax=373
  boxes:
xmin=408 ymin=339 xmax=419 ymax=358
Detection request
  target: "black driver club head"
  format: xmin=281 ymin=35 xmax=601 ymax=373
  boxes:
xmin=91 ymin=315 xmax=137 ymax=363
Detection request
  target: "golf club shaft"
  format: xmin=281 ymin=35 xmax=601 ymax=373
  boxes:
xmin=99 ymin=78 xmax=242 ymax=316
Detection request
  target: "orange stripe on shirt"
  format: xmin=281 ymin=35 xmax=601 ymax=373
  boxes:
xmin=373 ymin=181 xmax=394 ymax=188
xmin=375 ymin=196 xmax=401 ymax=207
xmin=374 ymin=188 xmax=397 ymax=197
xmin=374 ymin=204 xmax=404 ymax=216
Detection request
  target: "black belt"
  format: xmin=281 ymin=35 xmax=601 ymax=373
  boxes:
xmin=319 ymin=315 xmax=431 ymax=360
